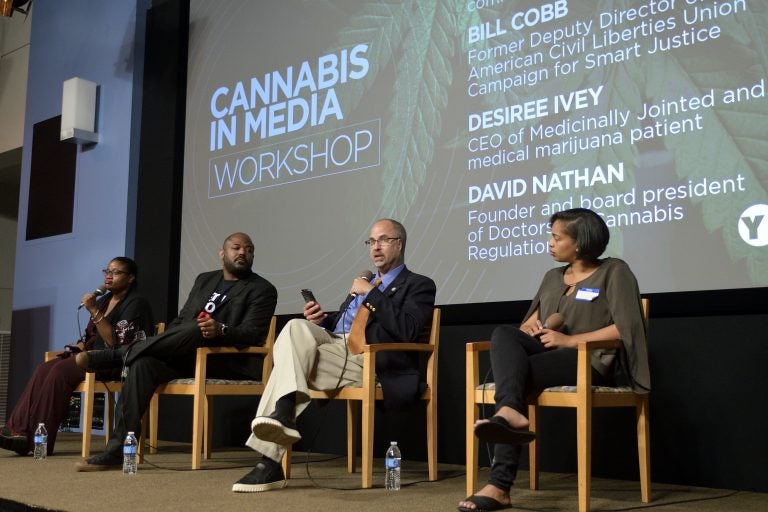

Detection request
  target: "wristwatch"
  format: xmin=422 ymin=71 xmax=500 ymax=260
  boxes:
xmin=218 ymin=323 xmax=229 ymax=336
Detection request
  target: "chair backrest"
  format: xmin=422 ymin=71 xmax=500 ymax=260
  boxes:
xmin=259 ymin=315 xmax=277 ymax=384
xmin=425 ymin=308 xmax=441 ymax=392
xmin=641 ymin=298 xmax=649 ymax=328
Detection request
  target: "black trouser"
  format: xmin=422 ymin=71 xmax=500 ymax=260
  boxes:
xmin=486 ymin=325 xmax=608 ymax=491
xmin=103 ymin=323 xmax=202 ymax=455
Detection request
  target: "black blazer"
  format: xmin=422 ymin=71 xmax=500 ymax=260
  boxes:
xmin=168 ymin=270 xmax=278 ymax=347
xmin=324 ymin=267 xmax=436 ymax=409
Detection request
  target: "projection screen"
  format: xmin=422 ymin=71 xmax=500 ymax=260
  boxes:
xmin=181 ymin=0 xmax=768 ymax=313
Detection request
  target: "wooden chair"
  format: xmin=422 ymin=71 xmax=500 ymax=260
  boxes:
xmin=466 ymin=299 xmax=651 ymax=512
xmin=148 ymin=316 xmax=277 ymax=469
xmin=284 ymin=308 xmax=441 ymax=488
xmin=45 ymin=323 xmax=164 ymax=458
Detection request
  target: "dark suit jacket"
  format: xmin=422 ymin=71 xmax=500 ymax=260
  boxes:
xmin=168 ymin=270 xmax=278 ymax=347
xmin=323 ymin=267 xmax=436 ymax=410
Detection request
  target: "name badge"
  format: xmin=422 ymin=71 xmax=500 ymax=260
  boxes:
xmin=575 ymin=287 xmax=599 ymax=301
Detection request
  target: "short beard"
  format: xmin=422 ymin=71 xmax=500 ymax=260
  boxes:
xmin=224 ymin=260 xmax=251 ymax=279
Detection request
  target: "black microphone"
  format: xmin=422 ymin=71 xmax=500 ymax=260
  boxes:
xmin=78 ymin=285 xmax=107 ymax=309
xmin=351 ymin=270 xmax=375 ymax=297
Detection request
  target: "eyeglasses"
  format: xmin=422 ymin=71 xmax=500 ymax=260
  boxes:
xmin=364 ymin=237 xmax=401 ymax=248
xmin=102 ymin=269 xmax=128 ymax=276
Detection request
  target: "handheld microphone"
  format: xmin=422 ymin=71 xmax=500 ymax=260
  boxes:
xmin=351 ymin=270 xmax=375 ymax=297
xmin=78 ymin=285 xmax=107 ymax=310
xmin=543 ymin=312 xmax=565 ymax=331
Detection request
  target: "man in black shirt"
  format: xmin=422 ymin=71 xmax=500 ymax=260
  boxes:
xmin=75 ymin=232 xmax=277 ymax=470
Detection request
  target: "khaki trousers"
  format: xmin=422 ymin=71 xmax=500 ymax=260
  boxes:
xmin=245 ymin=318 xmax=363 ymax=462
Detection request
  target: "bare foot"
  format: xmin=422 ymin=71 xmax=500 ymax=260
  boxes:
xmin=458 ymin=484 xmax=510 ymax=510
xmin=474 ymin=405 xmax=529 ymax=430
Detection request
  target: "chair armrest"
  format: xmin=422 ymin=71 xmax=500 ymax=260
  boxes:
xmin=363 ymin=342 xmax=434 ymax=354
xmin=195 ymin=346 xmax=269 ymax=356
xmin=44 ymin=351 xmax=63 ymax=362
xmin=577 ymin=339 xmax=621 ymax=351
xmin=466 ymin=341 xmax=491 ymax=353
xmin=192 ymin=345 xmax=272 ymax=384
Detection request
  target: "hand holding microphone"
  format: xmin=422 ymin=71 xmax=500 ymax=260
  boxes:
xmin=536 ymin=312 xmax=570 ymax=349
xmin=542 ymin=313 xmax=565 ymax=331
xmin=349 ymin=269 xmax=375 ymax=297
xmin=78 ymin=285 xmax=107 ymax=311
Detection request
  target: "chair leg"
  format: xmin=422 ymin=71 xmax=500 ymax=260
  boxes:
xmin=466 ymin=401 xmax=480 ymax=497
xmin=81 ymin=374 xmax=96 ymax=458
xmin=347 ymin=400 xmax=358 ymax=474
xmin=637 ymin=397 xmax=651 ymax=503
xmin=104 ymin=392 xmax=113 ymax=446
xmin=149 ymin=394 xmax=159 ymax=455
xmin=191 ymin=387 xmax=204 ymax=470
xmin=360 ymin=351 xmax=376 ymax=489
xmin=426 ymin=395 xmax=438 ymax=481
xmin=204 ymin=396 xmax=213 ymax=460
xmin=138 ymin=410 xmax=147 ymax=463
xmin=576 ymin=401 xmax=592 ymax=512
xmin=528 ymin=403 xmax=540 ymax=491
xmin=360 ymin=396 xmax=375 ymax=489
xmin=282 ymin=445 xmax=292 ymax=479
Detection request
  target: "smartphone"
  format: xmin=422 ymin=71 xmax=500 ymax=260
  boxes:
xmin=301 ymin=289 xmax=317 ymax=303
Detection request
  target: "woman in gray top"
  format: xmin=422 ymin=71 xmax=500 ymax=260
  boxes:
xmin=459 ymin=208 xmax=650 ymax=512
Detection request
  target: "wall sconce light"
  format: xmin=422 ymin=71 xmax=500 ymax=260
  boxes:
xmin=0 ymin=0 xmax=13 ymax=17
xmin=0 ymin=0 xmax=32 ymax=18
xmin=60 ymin=77 xmax=99 ymax=145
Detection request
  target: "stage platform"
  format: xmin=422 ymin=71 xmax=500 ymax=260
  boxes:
xmin=1 ymin=433 xmax=765 ymax=512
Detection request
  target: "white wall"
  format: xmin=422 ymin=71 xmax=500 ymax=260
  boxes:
xmin=0 ymin=11 xmax=31 ymax=153
xmin=0 ymin=12 xmax=30 ymax=333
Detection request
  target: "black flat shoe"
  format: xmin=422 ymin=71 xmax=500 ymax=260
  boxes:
xmin=474 ymin=416 xmax=536 ymax=445
xmin=74 ymin=451 xmax=122 ymax=471
xmin=458 ymin=495 xmax=509 ymax=512
xmin=0 ymin=429 xmax=29 ymax=456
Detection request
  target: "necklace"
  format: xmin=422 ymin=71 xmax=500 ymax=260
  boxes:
xmin=563 ymin=265 xmax=597 ymax=287
xmin=563 ymin=268 xmax=579 ymax=287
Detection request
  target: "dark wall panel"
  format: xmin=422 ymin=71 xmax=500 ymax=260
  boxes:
xmin=26 ymin=116 xmax=77 ymax=241
xmin=133 ymin=0 xmax=189 ymax=322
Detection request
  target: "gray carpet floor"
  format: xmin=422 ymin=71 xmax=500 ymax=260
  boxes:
xmin=1 ymin=433 xmax=765 ymax=512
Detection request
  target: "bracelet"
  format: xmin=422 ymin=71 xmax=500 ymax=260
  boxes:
xmin=92 ymin=313 xmax=104 ymax=325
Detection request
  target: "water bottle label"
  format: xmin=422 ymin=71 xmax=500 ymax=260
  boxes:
xmin=124 ymin=446 xmax=137 ymax=455
xmin=385 ymin=457 xmax=401 ymax=469
xmin=34 ymin=435 xmax=46 ymax=443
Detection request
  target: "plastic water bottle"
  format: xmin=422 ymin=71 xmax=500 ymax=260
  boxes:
xmin=122 ymin=431 xmax=138 ymax=475
xmin=33 ymin=423 xmax=47 ymax=460
xmin=384 ymin=441 xmax=401 ymax=491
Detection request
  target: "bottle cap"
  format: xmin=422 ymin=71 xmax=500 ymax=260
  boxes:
xmin=128 ymin=431 xmax=135 ymax=435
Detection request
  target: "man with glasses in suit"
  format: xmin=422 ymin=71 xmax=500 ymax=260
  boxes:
xmin=232 ymin=218 xmax=436 ymax=493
